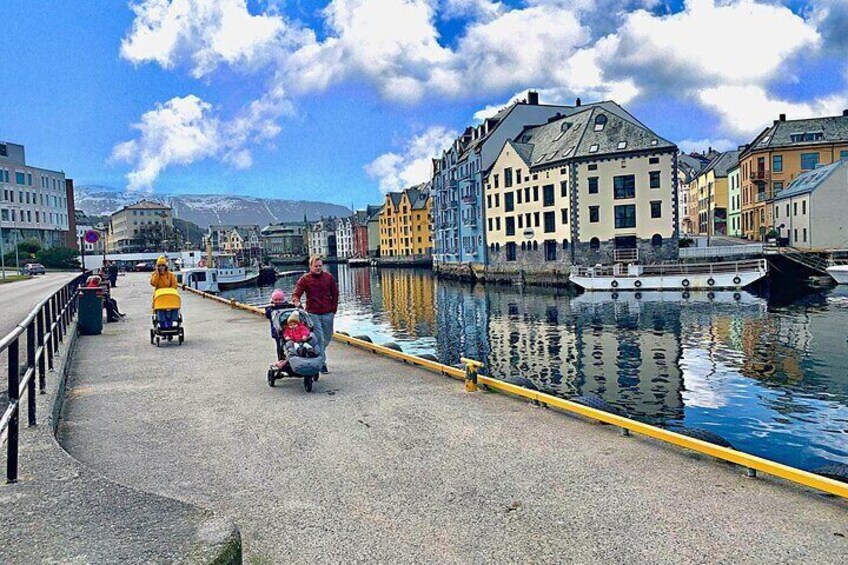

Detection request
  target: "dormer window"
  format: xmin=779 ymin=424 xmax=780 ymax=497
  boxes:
xmin=617 ymin=141 xmax=627 ymax=150
xmin=589 ymin=144 xmax=599 ymax=153
xmin=594 ymin=114 xmax=607 ymax=131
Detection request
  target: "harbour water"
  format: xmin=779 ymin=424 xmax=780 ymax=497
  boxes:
xmin=222 ymin=265 xmax=848 ymax=473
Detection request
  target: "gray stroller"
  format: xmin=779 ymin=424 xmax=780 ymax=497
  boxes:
xmin=267 ymin=307 xmax=325 ymax=392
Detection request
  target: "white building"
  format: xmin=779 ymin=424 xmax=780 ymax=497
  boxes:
xmin=335 ymin=216 xmax=354 ymax=259
xmin=0 ymin=141 xmax=71 ymax=249
xmin=309 ymin=217 xmax=337 ymax=258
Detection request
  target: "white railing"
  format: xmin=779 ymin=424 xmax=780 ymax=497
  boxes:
xmin=571 ymin=259 xmax=767 ymax=278
xmin=678 ymin=243 xmax=764 ymax=259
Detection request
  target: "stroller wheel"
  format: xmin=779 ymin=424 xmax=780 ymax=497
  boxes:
xmin=303 ymin=374 xmax=313 ymax=393
xmin=267 ymin=369 xmax=276 ymax=387
xmin=167 ymin=335 xmax=173 ymax=342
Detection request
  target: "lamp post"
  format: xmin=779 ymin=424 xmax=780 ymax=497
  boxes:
xmin=0 ymin=210 xmax=6 ymax=280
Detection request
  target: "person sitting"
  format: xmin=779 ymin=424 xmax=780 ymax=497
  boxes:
xmin=264 ymin=289 xmax=295 ymax=361
xmin=150 ymin=256 xmax=178 ymax=329
xmin=283 ymin=311 xmax=318 ymax=358
xmin=86 ymin=275 xmax=124 ymax=322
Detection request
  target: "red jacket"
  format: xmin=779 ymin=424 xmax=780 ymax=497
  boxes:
xmin=292 ymin=271 xmax=339 ymax=315
xmin=283 ymin=322 xmax=311 ymax=343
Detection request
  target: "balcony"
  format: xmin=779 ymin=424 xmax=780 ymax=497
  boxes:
xmin=461 ymin=193 xmax=476 ymax=204
xmin=750 ymin=170 xmax=771 ymax=183
xmin=755 ymin=191 xmax=772 ymax=203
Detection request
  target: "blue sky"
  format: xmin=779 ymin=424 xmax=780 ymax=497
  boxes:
xmin=2 ymin=0 xmax=846 ymax=209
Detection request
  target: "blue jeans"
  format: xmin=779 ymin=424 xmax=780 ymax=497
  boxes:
xmin=157 ymin=309 xmax=178 ymax=329
xmin=310 ymin=312 xmax=335 ymax=349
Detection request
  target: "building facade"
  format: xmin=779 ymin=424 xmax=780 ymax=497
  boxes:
xmin=740 ymin=111 xmax=848 ymax=241
xmin=107 ymin=200 xmax=173 ymax=253
xmin=485 ymin=103 xmax=678 ymax=270
xmin=694 ymin=151 xmax=739 ymax=236
xmin=728 ymin=163 xmax=742 ymax=237
xmin=0 ymin=141 xmax=71 ymax=250
xmin=773 ymin=159 xmax=848 ymax=249
xmin=261 ymin=223 xmax=306 ymax=258
xmin=379 ymin=184 xmax=432 ymax=258
xmin=308 ymin=217 xmax=337 ymax=258
xmin=433 ymin=93 xmax=604 ymax=269
xmin=352 ymin=210 xmax=370 ymax=258
xmin=335 ymin=216 xmax=354 ymax=259
xmin=366 ymin=204 xmax=382 ymax=257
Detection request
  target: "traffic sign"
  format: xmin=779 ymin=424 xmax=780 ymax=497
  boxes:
xmin=84 ymin=230 xmax=100 ymax=244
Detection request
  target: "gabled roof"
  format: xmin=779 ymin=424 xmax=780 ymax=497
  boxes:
xmin=123 ymin=199 xmax=170 ymax=211
xmin=366 ymin=204 xmax=384 ymax=221
xmin=506 ymin=103 xmax=675 ymax=169
xmin=701 ymin=150 xmax=740 ymax=179
xmin=775 ymin=159 xmax=847 ymax=201
xmin=387 ymin=192 xmax=403 ymax=209
xmin=742 ymin=113 xmax=848 ymax=157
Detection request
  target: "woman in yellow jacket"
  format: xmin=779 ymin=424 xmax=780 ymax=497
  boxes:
xmin=150 ymin=256 xmax=179 ymax=328
xmin=150 ymin=256 xmax=178 ymax=289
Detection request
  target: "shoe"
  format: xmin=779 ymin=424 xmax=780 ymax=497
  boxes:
xmin=321 ymin=364 xmax=328 ymax=374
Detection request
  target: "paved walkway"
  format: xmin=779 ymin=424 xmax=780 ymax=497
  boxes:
xmin=60 ymin=274 xmax=846 ymax=563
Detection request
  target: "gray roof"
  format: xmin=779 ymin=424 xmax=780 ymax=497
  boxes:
xmin=775 ymin=159 xmax=847 ymax=201
xmin=366 ymin=204 xmax=383 ymax=221
xmin=387 ymin=192 xmax=403 ymax=209
xmin=701 ymin=150 xmax=740 ymax=178
xmin=353 ymin=210 xmax=370 ymax=225
xmin=678 ymin=153 xmax=708 ymax=181
xmin=508 ymin=104 xmax=676 ymax=168
xmin=744 ymin=113 xmax=848 ymax=155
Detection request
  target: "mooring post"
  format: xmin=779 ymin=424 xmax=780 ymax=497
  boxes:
xmin=461 ymin=357 xmax=483 ymax=393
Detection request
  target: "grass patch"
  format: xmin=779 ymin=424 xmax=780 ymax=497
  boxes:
xmin=0 ymin=275 xmax=30 ymax=284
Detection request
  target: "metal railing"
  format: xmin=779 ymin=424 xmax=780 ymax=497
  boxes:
xmin=679 ymin=243 xmax=765 ymax=259
xmin=613 ymin=248 xmax=638 ymax=263
xmin=571 ymin=259 xmax=768 ymax=278
xmin=1 ymin=273 xmax=86 ymax=483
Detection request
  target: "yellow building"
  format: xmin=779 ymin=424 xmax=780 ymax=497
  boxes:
xmin=740 ymin=111 xmax=848 ymax=241
xmin=693 ymin=151 xmax=739 ymax=236
xmin=379 ymin=183 xmax=432 ymax=257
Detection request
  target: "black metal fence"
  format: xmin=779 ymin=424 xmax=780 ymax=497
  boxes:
xmin=0 ymin=273 xmax=86 ymax=483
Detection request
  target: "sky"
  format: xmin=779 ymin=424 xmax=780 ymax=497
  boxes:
xmin=2 ymin=0 xmax=847 ymax=209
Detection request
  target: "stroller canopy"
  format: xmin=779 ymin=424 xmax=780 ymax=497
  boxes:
xmin=153 ymin=288 xmax=181 ymax=311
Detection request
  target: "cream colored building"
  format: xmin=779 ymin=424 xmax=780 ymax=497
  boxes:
xmin=485 ymin=104 xmax=678 ymax=269
xmin=107 ymin=200 xmax=172 ymax=253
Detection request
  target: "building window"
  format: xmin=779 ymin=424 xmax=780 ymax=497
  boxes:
xmin=588 ymin=164 xmax=598 ymax=171
xmin=496 ymin=217 xmax=501 ymax=230
xmin=793 ymin=202 xmax=797 ymax=215
xmin=525 ymin=187 xmax=530 ymax=202
xmin=650 ymin=200 xmax=662 ymax=218
xmin=533 ymin=186 xmax=539 ymax=202
xmin=506 ymin=242 xmax=516 ymax=261
xmin=543 ymin=184 xmax=555 ymax=206
xmin=773 ymin=155 xmax=783 ymax=172
xmin=589 ymin=206 xmax=599 ymax=223
xmin=649 ymin=171 xmax=661 ymax=189
xmin=562 ymin=238 xmax=569 ymax=250
xmin=560 ymin=181 xmax=567 ymax=197
xmin=504 ymin=167 xmax=513 ymax=188
xmin=561 ymin=209 xmax=568 ymax=225
xmin=488 ymin=218 xmax=493 ymax=231
xmin=493 ymin=174 xmax=499 ymax=188
xmin=517 ymin=190 xmax=522 ymax=204
xmin=516 ymin=169 xmax=522 ymax=183
xmin=588 ymin=177 xmax=599 ymax=194
xmin=614 ymin=204 xmax=636 ymax=228
xmin=649 ymin=157 xmax=660 ymax=165
xmin=594 ymin=114 xmax=607 ymax=131
xmin=613 ymin=175 xmax=636 ymax=199
xmin=15 ymin=172 xmax=25 ymax=185
xmin=506 ymin=217 xmax=515 ymax=236
xmin=651 ymin=234 xmax=663 ymax=248
xmin=802 ymin=200 xmax=806 ymax=215
xmin=487 ymin=195 xmax=492 ymax=208
xmin=841 ymin=150 xmax=848 ymax=160
xmin=800 ymin=152 xmax=820 ymax=170
xmin=533 ymin=212 xmax=539 ymax=227
xmin=590 ymin=237 xmax=600 ymax=250
xmin=803 ymin=228 xmax=807 ymax=242
xmin=518 ymin=215 xmax=523 ymax=229
xmin=544 ymin=211 xmax=555 ymax=233
xmin=505 ymin=192 xmax=514 ymax=212
xmin=544 ymin=240 xmax=557 ymax=261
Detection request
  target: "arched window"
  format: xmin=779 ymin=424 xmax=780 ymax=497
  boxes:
xmin=496 ymin=243 xmax=500 ymax=252
xmin=532 ymin=241 xmax=538 ymax=251
xmin=590 ymin=237 xmax=600 ymax=250
xmin=594 ymin=114 xmax=607 ymax=131
xmin=562 ymin=239 xmax=569 ymax=250
xmin=651 ymin=234 xmax=663 ymax=247
xmin=521 ymin=242 xmax=526 ymax=251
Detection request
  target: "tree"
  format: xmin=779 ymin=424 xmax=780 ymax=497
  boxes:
xmin=137 ymin=223 xmax=185 ymax=252
xmin=36 ymin=246 xmax=79 ymax=269
xmin=18 ymin=238 xmax=42 ymax=256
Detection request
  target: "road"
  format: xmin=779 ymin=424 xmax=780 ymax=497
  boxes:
xmin=57 ymin=273 xmax=847 ymax=564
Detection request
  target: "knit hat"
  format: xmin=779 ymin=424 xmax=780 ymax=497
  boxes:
xmin=271 ymin=289 xmax=285 ymax=303
xmin=156 ymin=255 xmax=168 ymax=266
xmin=287 ymin=311 xmax=300 ymax=324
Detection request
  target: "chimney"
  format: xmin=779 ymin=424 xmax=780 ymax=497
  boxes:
xmin=575 ymin=97 xmax=582 ymax=107
xmin=779 ymin=113 xmax=786 ymax=122
xmin=527 ymin=91 xmax=539 ymax=105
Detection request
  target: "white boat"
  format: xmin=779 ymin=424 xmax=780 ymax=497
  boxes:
xmin=570 ymin=259 xmax=768 ymax=291
xmin=825 ymin=265 xmax=848 ymax=284
xmin=178 ymin=267 xmax=220 ymax=293
xmin=216 ymin=254 xmax=260 ymax=290
xmin=348 ymin=257 xmax=370 ymax=267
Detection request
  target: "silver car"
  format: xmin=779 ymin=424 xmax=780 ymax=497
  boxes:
xmin=22 ymin=263 xmax=46 ymax=275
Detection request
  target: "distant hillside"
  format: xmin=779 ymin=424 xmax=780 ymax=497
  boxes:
xmin=74 ymin=186 xmax=352 ymax=228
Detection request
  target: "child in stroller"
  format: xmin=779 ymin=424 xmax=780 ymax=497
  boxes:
xmin=265 ymin=291 xmax=325 ymax=392
xmin=282 ymin=311 xmax=319 ymax=358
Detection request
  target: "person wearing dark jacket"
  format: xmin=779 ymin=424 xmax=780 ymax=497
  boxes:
xmin=292 ymin=256 xmax=339 ymax=373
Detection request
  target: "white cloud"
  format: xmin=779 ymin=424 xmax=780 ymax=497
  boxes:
xmin=677 ymin=138 xmax=738 ymax=154
xmin=441 ymin=0 xmax=506 ymax=22
xmin=365 ymin=126 xmax=458 ymax=193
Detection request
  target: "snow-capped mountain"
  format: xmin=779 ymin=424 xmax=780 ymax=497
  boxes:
xmin=74 ymin=186 xmax=352 ymax=228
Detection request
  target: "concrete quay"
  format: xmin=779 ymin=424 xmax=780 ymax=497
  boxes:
xmin=58 ymin=273 xmax=846 ymax=563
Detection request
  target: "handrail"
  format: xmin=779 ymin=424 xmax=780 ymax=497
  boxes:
xmin=1 ymin=272 xmax=88 ymax=483
xmin=184 ymin=285 xmax=846 ymax=500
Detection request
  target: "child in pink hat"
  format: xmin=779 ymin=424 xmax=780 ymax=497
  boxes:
xmin=265 ymin=289 xmax=294 ymax=363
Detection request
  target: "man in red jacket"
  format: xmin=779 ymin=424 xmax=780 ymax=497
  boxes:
xmin=292 ymin=255 xmax=339 ymax=373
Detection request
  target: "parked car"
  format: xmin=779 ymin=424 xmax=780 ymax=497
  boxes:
xmin=134 ymin=262 xmax=155 ymax=272
xmin=22 ymin=263 xmax=46 ymax=275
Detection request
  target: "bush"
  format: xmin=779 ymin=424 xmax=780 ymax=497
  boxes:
xmin=18 ymin=238 xmax=43 ymax=255
xmin=36 ymin=246 xmax=80 ymax=269
xmin=678 ymin=237 xmax=694 ymax=248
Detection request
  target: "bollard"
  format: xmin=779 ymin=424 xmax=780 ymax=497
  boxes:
xmin=461 ymin=357 xmax=483 ymax=393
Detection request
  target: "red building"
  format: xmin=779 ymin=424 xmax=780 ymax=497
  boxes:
xmin=353 ymin=210 xmax=369 ymax=258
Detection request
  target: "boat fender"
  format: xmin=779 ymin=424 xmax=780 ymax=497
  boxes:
xmin=707 ymin=278 xmax=716 ymax=286
xmin=733 ymin=276 xmax=742 ymax=285
xmin=634 ymin=280 xmax=642 ymax=288
xmin=382 ymin=342 xmax=403 ymax=352
xmin=682 ymin=291 xmax=690 ymax=300
xmin=611 ymin=280 xmax=619 ymax=288
xmin=352 ymin=334 xmax=373 ymax=343
xmin=634 ymin=292 xmax=642 ymax=300
xmin=681 ymin=278 xmax=690 ymax=288
xmin=707 ymin=292 xmax=715 ymax=300
xmin=611 ymin=292 xmax=619 ymax=300
xmin=733 ymin=292 xmax=741 ymax=301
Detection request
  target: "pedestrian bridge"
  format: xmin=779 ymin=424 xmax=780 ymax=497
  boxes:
xmin=4 ymin=273 xmax=847 ymax=563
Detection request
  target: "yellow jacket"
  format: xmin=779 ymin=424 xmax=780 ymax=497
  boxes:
xmin=150 ymin=270 xmax=178 ymax=290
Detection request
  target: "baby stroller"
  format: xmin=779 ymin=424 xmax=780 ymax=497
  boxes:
xmin=267 ymin=307 xmax=325 ymax=392
xmin=150 ymin=288 xmax=185 ymax=346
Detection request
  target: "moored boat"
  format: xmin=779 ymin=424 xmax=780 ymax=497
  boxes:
xmin=570 ymin=259 xmax=768 ymax=291
xmin=347 ymin=257 xmax=370 ymax=267
xmin=215 ymin=254 xmax=260 ymax=290
xmin=826 ymin=265 xmax=848 ymax=284
xmin=177 ymin=267 xmax=220 ymax=293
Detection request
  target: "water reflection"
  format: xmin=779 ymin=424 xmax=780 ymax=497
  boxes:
xmin=222 ymin=265 xmax=848 ymax=471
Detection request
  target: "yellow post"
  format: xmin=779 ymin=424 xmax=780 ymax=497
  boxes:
xmin=461 ymin=357 xmax=483 ymax=393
